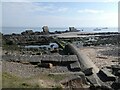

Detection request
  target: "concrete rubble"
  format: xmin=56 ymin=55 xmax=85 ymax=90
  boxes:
xmin=2 ymin=43 xmax=120 ymax=89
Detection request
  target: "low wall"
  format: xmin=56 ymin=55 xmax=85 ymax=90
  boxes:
xmin=2 ymin=55 xmax=78 ymax=63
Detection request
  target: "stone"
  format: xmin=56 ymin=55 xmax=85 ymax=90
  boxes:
xmin=99 ymin=68 xmax=116 ymax=81
xmin=111 ymin=77 xmax=120 ymax=90
xmin=37 ymin=63 xmax=52 ymax=68
xmin=70 ymin=61 xmax=81 ymax=71
xmin=111 ymin=65 xmax=120 ymax=76
xmin=3 ymin=54 xmax=78 ymax=63
xmin=86 ymin=74 xmax=101 ymax=87
xmin=60 ymin=75 xmax=89 ymax=88
xmin=69 ymin=27 xmax=77 ymax=32
xmin=118 ymin=70 xmax=120 ymax=76
xmin=83 ymin=67 xmax=93 ymax=76
xmin=42 ymin=26 xmax=49 ymax=34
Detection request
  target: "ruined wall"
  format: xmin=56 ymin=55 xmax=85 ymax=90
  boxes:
xmin=2 ymin=55 xmax=78 ymax=63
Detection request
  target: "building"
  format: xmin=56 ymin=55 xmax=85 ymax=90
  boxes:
xmin=42 ymin=26 xmax=49 ymax=34
xmin=69 ymin=27 xmax=79 ymax=32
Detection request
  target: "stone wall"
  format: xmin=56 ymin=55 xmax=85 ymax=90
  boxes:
xmin=2 ymin=55 xmax=78 ymax=63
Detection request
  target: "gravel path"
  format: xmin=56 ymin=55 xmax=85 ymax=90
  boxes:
xmin=2 ymin=61 xmax=71 ymax=78
xmin=80 ymin=46 xmax=119 ymax=69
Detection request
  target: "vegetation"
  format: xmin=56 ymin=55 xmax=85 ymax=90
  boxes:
xmin=48 ymin=74 xmax=68 ymax=82
xmin=2 ymin=72 xmax=40 ymax=88
xmin=2 ymin=72 xmax=65 ymax=88
xmin=2 ymin=44 xmax=21 ymax=52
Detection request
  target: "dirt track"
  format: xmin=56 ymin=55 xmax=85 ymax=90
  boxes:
xmin=80 ymin=46 xmax=119 ymax=69
xmin=2 ymin=61 xmax=71 ymax=78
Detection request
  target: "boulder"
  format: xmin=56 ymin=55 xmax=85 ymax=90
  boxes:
xmin=99 ymin=68 xmax=116 ymax=81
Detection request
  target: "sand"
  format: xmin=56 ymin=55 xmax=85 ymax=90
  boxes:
xmin=79 ymin=46 xmax=119 ymax=69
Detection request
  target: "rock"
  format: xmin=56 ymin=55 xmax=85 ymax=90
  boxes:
xmin=49 ymin=63 xmax=53 ymax=68
xmin=69 ymin=61 xmax=81 ymax=71
xmin=99 ymin=68 xmax=116 ymax=81
xmin=83 ymin=67 xmax=93 ymax=76
xmin=37 ymin=63 xmax=52 ymax=68
xmin=42 ymin=26 xmax=49 ymax=34
xmin=111 ymin=65 xmax=120 ymax=76
xmin=86 ymin=74 xmax=101 ymax=87
xmin=118 ymin=70 xmax=120 ymax=76
xmin=90 ymin=85 xmax=113 ymax=90
xmin=60 ymin=75 xmax=89 ymax=88
xmin=111 ymin=65 xmax=120 ymax=71
xmin=111 ymin=77 xmax=120 ymax=90
xmin=69 ymin=27 xmax=77 ymax=32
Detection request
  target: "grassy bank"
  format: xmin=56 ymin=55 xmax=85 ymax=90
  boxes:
xmin=2 ymin=72 xmax=40 ymax=88
xmin=2 ymin=72 xmax=64 ymax=89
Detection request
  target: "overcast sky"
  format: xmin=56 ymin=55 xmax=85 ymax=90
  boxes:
xmin=1 ymin=0 xmax=119 ymax=27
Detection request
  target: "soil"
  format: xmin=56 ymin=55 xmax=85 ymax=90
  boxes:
xmin=80 ymin=46 xmax=119 ymax=69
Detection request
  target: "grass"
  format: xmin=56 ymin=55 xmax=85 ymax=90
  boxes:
xmin=2 ymin=44 xmax=21 ymax=51
xmin=48 ymin=74 xmax=68 ymax=82
xmin=2 ymin=72 xmax=65 ymax=88
xmin=2 ymin=72 xmax=40 ymax=88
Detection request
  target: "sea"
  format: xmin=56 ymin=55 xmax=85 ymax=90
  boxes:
xmin=0 ymin=27 xmax=118 ymax=34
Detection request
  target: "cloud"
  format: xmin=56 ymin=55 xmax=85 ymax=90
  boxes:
xmin=2 ymin=2 xmax=69 ymax=27
xmin=1 ymin=0 xmax=30 ymax=2
xmin=78 ymin=9 xmax=104 ymax=14
xmin=99 ymin=12 xmax=118 ymax=27
xmin=29 ymin=3 xmax=69 ymax=13
xmin=30 ymin=4 xmax=54 ymax=12
xmin=1 ymin=0 xmax=119 ymax=2
xmin=103 ymin=0 xmax=119 ymax=2
xmin=2 ymin=2 xmax=68 ymax=14
xmin=2 ymin=2 xmax=117 ymax=27
xmin=58 ymin=8 xmax=68 ymax=12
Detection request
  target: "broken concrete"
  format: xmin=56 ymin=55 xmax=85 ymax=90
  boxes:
xmin=83 ymin=67 xmax=93 ymax=76
xmin=69 ymin=61 xmax=81 ymax=71
xmin=60 ymin=74 xmax=89 ymax=88
xmin=111 ymin=65 xmax=120 ymax=76
xmin=98 ymin=68 xmax=116 ymax=81
xmin=2 ymin=55 xmax=78 ymax=63
xmin=65 ymin=44 xmax=99 ymax=74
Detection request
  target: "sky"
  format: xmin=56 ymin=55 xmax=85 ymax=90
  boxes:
xmin=1 ymin=0 xmax=119 ymax=28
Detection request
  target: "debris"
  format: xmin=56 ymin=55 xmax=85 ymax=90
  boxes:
xmin=86 ymin=74 xmax=101 ymax=87
xmin=111 ymin=65 xmax=120 ymax=76
xmin=60 ymin=75 xmax=89 ymax=88
xmin=83 ymin=68 xmax=93 ymax=76
xmin=37 ymin=63 xmax=53 ymax=68
xmin=99 ymin=68 xmax=116 ymax=81
xmin=70 ymin=61 xmax=81 ymax=71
